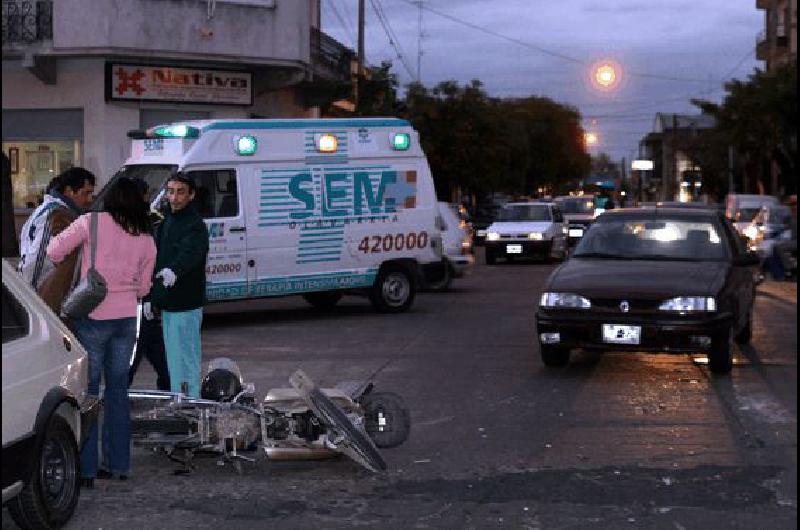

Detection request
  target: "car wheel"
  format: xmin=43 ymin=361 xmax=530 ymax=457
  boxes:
xmin=303 ymin=291 xmax=343 ymax=310
xmin=426 ymin=262 xmax=452 ymax=292
xmin=709 ymin=327 xmax=734 ymax=374
xmin=369 ymin=267 xmax=415 ymax=313
xmin=540 ymin=345 xmax=570 ymax=367
xmin=359 ymin=392 xmax=411 ymax=448
xmin=485 ymin=251 xmax=496 ymax=265
xmin=9 ymin=415 xmax=80 ymax=530
xmin=734 ymin=309 xmax=753 ymax=345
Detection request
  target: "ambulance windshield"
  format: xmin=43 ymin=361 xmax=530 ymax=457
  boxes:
xmin=92 ymin=165 xmax=176 ymax=211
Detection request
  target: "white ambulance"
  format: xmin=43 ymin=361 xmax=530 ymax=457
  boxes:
xmin=103 ymin=118 xmax=444 ymax=312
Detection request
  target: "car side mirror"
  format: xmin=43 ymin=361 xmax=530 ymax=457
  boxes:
xmin=734 ymin=253 xmax=760 ymax=267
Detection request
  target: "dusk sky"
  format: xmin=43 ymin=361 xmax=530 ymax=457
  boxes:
xmin=321 ymin=0 xmax=764 ymax=165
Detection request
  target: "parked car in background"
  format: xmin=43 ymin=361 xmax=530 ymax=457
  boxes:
xmin=472 ymin=203 xmax=501 ymax=246
xmin=743 ymin=204 xmax=794 ymax=258
xmin=425 ymin=202 xmax=475 ymax=291
xmin=2 ymin=259 xmax=100 ymax=529
xmin=656 ymin=201 xmax=718 ymax=210
xmin=483 ymin=202 xmax=567 ymax=264
xmin=725 ymin=193 xmax=780 ymax=236
xmin=535 ymin=207 xmax=758 ymax=373
xmin=554 ymin=194 xmax=596 ymax=247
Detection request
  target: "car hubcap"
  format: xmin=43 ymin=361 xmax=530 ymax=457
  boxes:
xmin=41 ymin=436 xmax=75 ymax=509
xmin=382 ymin=273 xmax=410 ymax=307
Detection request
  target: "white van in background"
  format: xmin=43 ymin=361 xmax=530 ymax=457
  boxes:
xmin=426 ymin=202 xmax=474 ymax=291
xmin=101 ymin=118 xmax=444 ymax=313
xmin=725 ymin=194 xmax=780 ymax=236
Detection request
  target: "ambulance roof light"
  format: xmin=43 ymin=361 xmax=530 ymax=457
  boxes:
xmin=391 ymin=132 xmax=410 ymax=151
xmin=149 ymin=124 xmax=201 ymax=139
xmin=235 ymin=135 xmax=258 ymax=156
xmin=316 ymin=133 xmax=338 ymax=153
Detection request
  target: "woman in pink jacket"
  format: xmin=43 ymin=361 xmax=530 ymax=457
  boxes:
xmin=48 ymin=177 xmax=156 ymax=488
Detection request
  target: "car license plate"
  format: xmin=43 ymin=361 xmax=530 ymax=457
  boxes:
xmin=506 ymin=244 xmax=523 ymax=254
xmin=602 ymin=324 xmax=641 ymax=345
xmin=568 ymin=228 xmax=584 ymax=238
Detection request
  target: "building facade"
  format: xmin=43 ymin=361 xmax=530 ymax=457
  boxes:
xmin=756 ymin=0 xmax=798 ymax=71
xmin=637 ymin=113 xmax=715 ymax=203
xmin=2 ymin=0 xmax=352 ymax=223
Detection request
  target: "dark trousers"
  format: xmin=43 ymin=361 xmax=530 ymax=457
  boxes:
xmin=128 ymin=316 xmax=171 ymax=391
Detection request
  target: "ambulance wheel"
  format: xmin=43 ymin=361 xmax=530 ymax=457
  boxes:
xmin=485 ymin=251 xmax=497 ymax=265
xmin=303 ymin=291 xmax=343 ymax=310
xmin=370 ymin=267 xmax=415 ymax=313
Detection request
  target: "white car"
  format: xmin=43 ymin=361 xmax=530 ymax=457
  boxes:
xmin=426 ymin=202 xmax=475 ymax=291
xmin=2 ymin=259 xmax=99 ymax=529
xmin=483 ymin=202 xmax=568 ymax=264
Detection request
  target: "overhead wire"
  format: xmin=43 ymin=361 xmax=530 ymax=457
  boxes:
xmin=395 ymin=0 xmax=718 ymax=83
xmin=326 ymin=1 xmax=357 ymax=48
xmin=369 ymin=0 xmax=417 ymax=79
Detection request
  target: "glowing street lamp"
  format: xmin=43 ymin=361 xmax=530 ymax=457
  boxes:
xmin=590 ymin=59 xmax=622 ymax=92
xmin=584 ymin=132 xmax=599 ymax=147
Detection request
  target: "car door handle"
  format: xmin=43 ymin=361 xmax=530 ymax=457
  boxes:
xmin=63 ymin=336 xmax=72 ymax=352
xmin=229 ymin=226 xmax=246 ymax=233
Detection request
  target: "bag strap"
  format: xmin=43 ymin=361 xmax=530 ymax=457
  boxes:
xmin=89 ymin=211 xmax=99 ymax=269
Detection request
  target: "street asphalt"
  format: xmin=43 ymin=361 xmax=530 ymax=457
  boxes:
xmin=4 ymin=248 xmax=797 ymax=529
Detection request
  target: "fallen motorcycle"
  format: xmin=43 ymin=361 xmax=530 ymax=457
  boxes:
xmin=128 ymin=358 xmax=411 ymax=473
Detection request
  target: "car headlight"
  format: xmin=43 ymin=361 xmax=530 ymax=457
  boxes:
xmin=743 ymin=226 xmax=759 ymax=240
xmin=658 ymin=296 xmax=716 ymax=312
xmin=539 ymin=292 xmax=591 ymax=309
xmin=486 ymin=232 xmax=500 ymax=241
xmin=528 ymin=232 xmax=543 ymax=240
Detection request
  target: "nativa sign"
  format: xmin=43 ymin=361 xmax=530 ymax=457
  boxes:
xmin=106 ymin=63 xmax=253 ymax=105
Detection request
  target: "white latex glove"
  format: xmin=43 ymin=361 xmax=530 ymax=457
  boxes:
xmin=156 ymin=268 xmax=177 ymax=288
xmin=142 ymin=301 xmax=154 ymax=320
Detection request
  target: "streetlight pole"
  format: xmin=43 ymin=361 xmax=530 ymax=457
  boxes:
xmin=357 ymin=0 xmax=365 ymax=111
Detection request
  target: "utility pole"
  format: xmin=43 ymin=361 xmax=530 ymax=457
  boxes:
xmin=416 ymin=0 xmax=424 ymax=82
xmin=728 ymin=145 xmax=735 ymax=196
xmin=356 ymin=0 xmax=365 ymax=111
xmin=670 ymin=114 xmax=678 ymax=201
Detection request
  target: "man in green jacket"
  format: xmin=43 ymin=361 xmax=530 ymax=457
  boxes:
xmin=150 ymin=174 xmax=209 ymax=397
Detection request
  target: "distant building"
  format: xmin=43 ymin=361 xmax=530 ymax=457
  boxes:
xmin=756 ymin=0 xmax=797 ymax=72
xmin=637 ymin=113 xmax=715 ymax=202
xmin=2 ymin=0 xmax=353 ymax=225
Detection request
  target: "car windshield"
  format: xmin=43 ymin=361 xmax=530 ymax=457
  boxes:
xmin=737 ymin=208 xmax=761 ymax=222
xmin=768 ymin=206 xmax=792 ymax=225
xmin=558 ymin=198 xmax=594 ymax=214
xmin=573 ymin=217 xmax=729 ymax=261
xmin=92 ymin=164 xmax=176 ymax=210
xmin=496 ymin=204 xmax=551 ymax=222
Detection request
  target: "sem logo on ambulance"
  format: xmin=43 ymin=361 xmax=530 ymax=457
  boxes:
xmin=259 ymin=168 xmax=417 ymax=228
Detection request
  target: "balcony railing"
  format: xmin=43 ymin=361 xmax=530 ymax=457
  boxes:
xmin=2 ymin=0 xmax=52 ymax=47
xmin=311 ymin=27 xmax=354 ymax=82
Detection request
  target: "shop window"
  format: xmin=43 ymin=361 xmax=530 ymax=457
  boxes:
xmin=3 ymin=140 xmax=80 ymax=209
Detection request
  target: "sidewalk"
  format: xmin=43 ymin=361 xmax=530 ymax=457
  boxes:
xmin=757 ymin=279 xmax=798 ymax=304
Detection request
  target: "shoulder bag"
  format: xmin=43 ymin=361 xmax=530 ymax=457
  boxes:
xmin=62 ymin=212 xmax=108 ymax=319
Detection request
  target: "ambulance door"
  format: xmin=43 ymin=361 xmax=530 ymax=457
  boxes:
xmin=185 ymin=168 xmax=249 ymax=301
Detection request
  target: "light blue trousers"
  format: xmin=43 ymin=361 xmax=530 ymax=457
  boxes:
xmin=162 ymin=308 xmax=203 ymax=397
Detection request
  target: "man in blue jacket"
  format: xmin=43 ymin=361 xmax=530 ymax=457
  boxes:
xmin=150 ymin=174 xmax=209 ymax=397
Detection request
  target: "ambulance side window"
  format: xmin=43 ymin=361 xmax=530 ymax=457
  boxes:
xmin=187 ymin=169 xmax=239 ymax=219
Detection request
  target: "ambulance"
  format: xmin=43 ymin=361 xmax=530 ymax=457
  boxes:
xmin=103 ymin=118 xmax=445 ymax=313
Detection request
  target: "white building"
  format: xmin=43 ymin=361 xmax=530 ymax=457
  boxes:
xmin=2 ymin=0 xmax=352 ymax=223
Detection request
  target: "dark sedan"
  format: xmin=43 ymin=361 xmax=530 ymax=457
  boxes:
xmin=535 ymin=208 xmax=759 ymax=373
